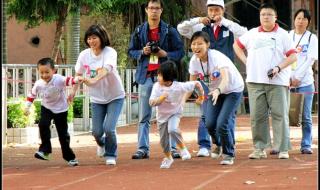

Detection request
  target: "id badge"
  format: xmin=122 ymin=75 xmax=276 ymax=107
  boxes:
xmin=149 ymin=54 xmax=159 ymax=64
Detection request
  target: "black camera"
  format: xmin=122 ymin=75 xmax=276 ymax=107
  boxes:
xmin=148 ymin=41 xmax=160 ymax=53
xmin=267 ymin=69 xmax=274 ymax=79
xmin=210 ymin=19 xmax=216 ymax=23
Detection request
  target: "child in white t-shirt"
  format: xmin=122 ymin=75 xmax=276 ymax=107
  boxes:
xmin=149 ymin=60 xmax=204 ymax=169
xmin=25 ymin=58 xmax=81 ymax=166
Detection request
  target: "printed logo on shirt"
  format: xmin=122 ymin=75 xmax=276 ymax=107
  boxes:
xmin=149 ymin=54 xmax=159 ymax=64
xmin=41 ymin=86 xmax=61 ymax=104
xmin=253 ymin=38 xmax=276 ymax=50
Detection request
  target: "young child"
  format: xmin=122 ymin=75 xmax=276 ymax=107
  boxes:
xmin=149 ymin=60 xmax=204 ymax=169
xmin=25 ymin=58 xmax=81 ymax=166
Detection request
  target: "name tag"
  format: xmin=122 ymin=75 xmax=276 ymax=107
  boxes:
xmin=223 ymin=30 xmax=229 ymax=38
xmin=149 ymin=54 xmax=159 ymax=64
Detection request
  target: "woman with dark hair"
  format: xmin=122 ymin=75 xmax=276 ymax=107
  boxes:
xmin=69 ymin=24 xmax=125 ymax=165
xmin=190 ymin=31 xmax=244 ymax=165
xmin=289 ymin=9 xmax=318 ymax=154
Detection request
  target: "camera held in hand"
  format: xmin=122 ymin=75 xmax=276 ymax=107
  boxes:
xmin=267 ymin=69 xmax=274 ymax=79
xmin=210 ymin=19 xmax=216 ymax=24
xmin=149 ymin=41 xmax=160 ymax=53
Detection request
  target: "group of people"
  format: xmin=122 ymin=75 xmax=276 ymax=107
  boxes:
xmin=25 ymin=0 xmax=317 ymax=169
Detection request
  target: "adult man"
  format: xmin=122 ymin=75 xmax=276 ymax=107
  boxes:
xmin=177 ymin=0 xmax=247 ymax=158
xmin=128 ymin=0 xmax=185 ymax=159
xmin=233 ymin=3 xmax=297 ymax=159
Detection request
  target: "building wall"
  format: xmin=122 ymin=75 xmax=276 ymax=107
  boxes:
xmin=7 ymin=18 xmax=56 ymax=64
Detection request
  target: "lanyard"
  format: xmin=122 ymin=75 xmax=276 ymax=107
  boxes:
xmin=293 ymin=30 xmax=306 ymax=48
xmin=200 ymin=60 xmax=210 ymax=83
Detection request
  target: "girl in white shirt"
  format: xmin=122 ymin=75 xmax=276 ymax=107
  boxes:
xmin=149 ymin=60 xmax=204 ymax=169
xmin=69 ymin=24 xmax=125 ymax=165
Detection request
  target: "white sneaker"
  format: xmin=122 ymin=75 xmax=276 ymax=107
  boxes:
xmin=97 ymin=145 xmax=105 ymax=157
xmin=197 ymin=148 xmax=210 ymax=157
xmin=278 ymin=151 xmax=289 ymax=159
xmin=220 ymin=155 xmax=234 ymax=165
xmin=211 ymin=146 xmax=222 ymax=159
xmin=160 ymin=158 xmax=174 ymax=169
xmin=106 ymin=157 xmax=116 ymax=165
xmin=68 ymin=159 xmax=79 ymax=167
xmin=248 ymin=149 xmax=267 ymax=159
xmin=181 ymin=148 xmax=191 ymax=160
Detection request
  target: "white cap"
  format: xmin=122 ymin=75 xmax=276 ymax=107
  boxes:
xmin=206 ymin=0 xmax=224 ymax=8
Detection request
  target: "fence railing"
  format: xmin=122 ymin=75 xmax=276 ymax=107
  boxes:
xmin=2 ymin=64 xmax=146 ymax=141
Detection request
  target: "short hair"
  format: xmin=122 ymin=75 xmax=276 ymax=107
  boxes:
xmin=145 ymin=0 xmax=163 ymax=8
xmin=37 ymin=57 xmax=55 ymax=69
xmin=294 ymin=9 xmax=311 ymax=26
xmin=158 ymin=60 xmax=178 ymax=82
xmin=259 ymin=3 xmax=277 ymax=15
xmin=190 ymin=31 xmax=210 ymax=44
xmin=84 ymin=24 xmax=111 ymax=49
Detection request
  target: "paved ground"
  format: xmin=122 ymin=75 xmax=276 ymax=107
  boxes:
xmin=2 ymin=115 xmax=318 ymax=190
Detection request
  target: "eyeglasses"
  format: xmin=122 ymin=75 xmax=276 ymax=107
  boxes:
xmin=260 ymin=13 xmax=275 ymax=17
xmin=147 ymin=7 xmax=162 ymax=11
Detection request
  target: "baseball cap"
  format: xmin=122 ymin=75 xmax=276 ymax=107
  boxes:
xmin=206 ymin=0 xmax=225 ymax=8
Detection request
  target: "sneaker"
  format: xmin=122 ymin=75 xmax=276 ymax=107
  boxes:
xmin=301 ymin=149 xmax=313 ymax=154
xmin=97 ymin=145 xmax=105 ymax=157
xmin=68 ymin=159 xmax=79 ymax=167
xmin=220 ymin=155 xmax=234 ymax=165
xmin=248 ymin=149 xmax=267 ymax=159
xmin=197 ymin=148 xmax=210 ymax=157
xmin=180 ymin=148 xmax=191 ymax=160
xmin=278 ymin=151 xmax=289 ymax=159
xmin=106 ymin=157 xmax=116 ymax=165
xmin=34 ymin=151 xmax=50 ymax=160
xmin=132 ymin=150 xmax=149 ymax=159
xmin=211 ymin=146 xmax=222 ymax=159
xmin=171 ymin=149 xmax=181 ymax=159
xmin=160 ymin=158 xmax=174 ymax=169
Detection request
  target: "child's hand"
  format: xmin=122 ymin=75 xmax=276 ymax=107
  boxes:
xmin=74 ymin=76 xmax=84 ymax=84
xmin=149 ymin=99 xmax=158 ymax=106
xmin=195 ymin=95 xmax=204 ymax=105
xmin=83 ymin=77 xmax=97 ymax=86
xmin=24 ymin=107 xmax=30 ymax=116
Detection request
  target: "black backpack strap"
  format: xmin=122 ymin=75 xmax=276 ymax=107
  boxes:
xmin=308 ymin=32 xmax=312 ymax=44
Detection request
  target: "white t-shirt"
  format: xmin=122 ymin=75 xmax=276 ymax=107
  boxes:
xmin=29 ymin=74 xmax=68 ymax=113
xmin=289 ymin=30 xmax=318 ymax=87
xmin=75 ymin=47 xmax=125 ymax=104
xmin=189 ymin=49 xmax=244 ymax=94
xmin=237 ymin=25 xmax=295 ymax=86
xmin=150 ymin=81 xmax=199 ymax=122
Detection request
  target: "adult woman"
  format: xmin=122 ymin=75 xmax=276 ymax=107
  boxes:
xmin=289 ymin=9 xmax=318 ymax=154
xmin=69 ymin=24 xmax=125 ymax=165
xmin=189 ymin=31 xmax=244 ymax=165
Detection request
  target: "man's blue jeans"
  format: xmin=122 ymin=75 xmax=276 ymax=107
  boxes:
xmin=290 ymin=84 xmax=314 ymax=151
xmin=205 ymin=92 xmax=242 ymax=157
xmin=137 ymin=77 xmax=176 ymax=154
xmin=91 ymin=98 xmax=124 ymax=158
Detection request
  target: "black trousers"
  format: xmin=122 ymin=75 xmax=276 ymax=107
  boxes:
xmin=38 ymin=106 xmax=76 ymax=161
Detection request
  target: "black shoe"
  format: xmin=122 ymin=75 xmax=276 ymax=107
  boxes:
xmin=132 ymin=151 xmax=149 ymax=159
xmin=171 ymin=150 xmax=181 ymax=159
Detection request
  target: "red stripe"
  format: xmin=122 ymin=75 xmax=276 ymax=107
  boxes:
xmin=26 ymin=97 xmax=35 ymax=102
xmin=66 ymin=77 xmax=71 ymax=86
xmin=286 ymin=49 xmax=296 ymax=57
xmin=236 ymin=39 xmax=245 ymax=49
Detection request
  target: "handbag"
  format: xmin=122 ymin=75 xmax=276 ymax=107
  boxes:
xmin=289 ymin=93 xmax=304 ymax=127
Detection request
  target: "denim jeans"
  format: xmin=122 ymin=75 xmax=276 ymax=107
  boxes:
xmin=205 ymin=92 xmax=242 ymax=157
xmin=198 ymin=81 xmax=211 ymax=150
xmin=91 ymin=98 xmax=124 ymax=158
xmin=137 ymin=77 xmax=176 ymax=154
xmin=290 ymin=84 xmax=314 ymax=151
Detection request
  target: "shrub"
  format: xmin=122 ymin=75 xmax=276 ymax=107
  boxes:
xmin=72 ymin=96 xmax=91 ymax=118
xmin=7 ymin=97 xmax=36 ymax=128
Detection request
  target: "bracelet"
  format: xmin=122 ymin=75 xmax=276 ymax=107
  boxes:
xmin=276 ymin=66 xmax=281 ymax=73
xmin=216 ymin=88 xmax=221 ymax=94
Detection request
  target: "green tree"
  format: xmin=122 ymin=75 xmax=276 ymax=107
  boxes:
xmin=6 ymin=0 xmax=107 ymax=62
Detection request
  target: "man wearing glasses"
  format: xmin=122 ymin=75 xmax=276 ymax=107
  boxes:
xmin=128 ymin=0 xmax=184 ymax=159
